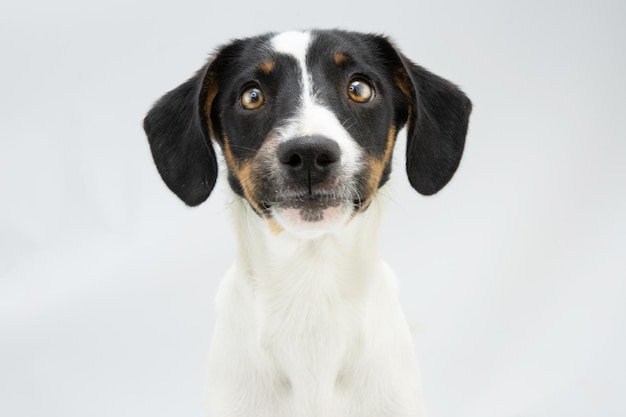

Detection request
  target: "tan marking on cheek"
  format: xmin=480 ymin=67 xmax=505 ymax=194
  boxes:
xmin=383 ymin=125 xmax=397 ymax=165
xmin=354 ymin=125 xmax=398 ymax=216
xmin=259 ymin=60 xmax=275 ymax=74
xmin=221 ymin=135 xmax=239 ymax=172
xmin=368 ymin=125 xmax=397 ymax=190
xmin=238 ymin=161 xmax=254 ymax=193
xmin=334 ymin=52 xmax=349 ymax=65
xmin=223 ymin=135 xmax=283 ymax=233
xmin=222 ymin=136 xmax=258 ymax=205
xmin=235 ymin=157 xmax=264 ymax=214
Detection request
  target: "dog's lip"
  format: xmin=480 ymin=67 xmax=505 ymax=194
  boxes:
xmin=260 ymin=194 xmax=364 ymax=212
xmin=262 ymin=194 xmax=341 ymax=207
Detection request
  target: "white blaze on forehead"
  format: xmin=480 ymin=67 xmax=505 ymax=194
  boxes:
xmin=271 ymin=31 xmax=311 ymax=63
xmin=271 ymin=31 xmax=313 ymax=100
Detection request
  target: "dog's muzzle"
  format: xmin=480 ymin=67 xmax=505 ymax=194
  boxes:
xmin=263 ymin=135 xmax=355 ymax=228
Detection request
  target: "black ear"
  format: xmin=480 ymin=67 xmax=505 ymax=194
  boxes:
xmin=143 ymin=64 xmax=218 ymax=206
xmin=399 ymin=56 xmax=472 ymax=195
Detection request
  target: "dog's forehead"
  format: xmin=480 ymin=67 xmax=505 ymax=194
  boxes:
xmin=270 ymin=31 xmax=312 ymax=61
xmin=215 ymin=30 xmax=381 ymax=93
xmin=267 ymin=30 xmax=376 ymax=57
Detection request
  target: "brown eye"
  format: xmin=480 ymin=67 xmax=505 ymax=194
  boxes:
xmin=241 ymin=86 xmax=265 ymax=110
xmin=347 ymin=79 xmax=374 ymax=103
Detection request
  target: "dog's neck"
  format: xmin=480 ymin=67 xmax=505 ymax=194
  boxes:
xmin=227 ymin=192 xmax=394 ymax=398
xmin=229 ymin=193 xmax=387 ymax=294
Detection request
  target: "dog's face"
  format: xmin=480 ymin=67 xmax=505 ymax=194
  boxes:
xmin=209 ymin=31 xmax=410 ymax=233
xmin=144 ymin=30 xmax=471 ymax=235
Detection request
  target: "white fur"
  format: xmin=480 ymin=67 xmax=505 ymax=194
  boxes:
xmin=205 ymin=190 xmax=424 ymax=417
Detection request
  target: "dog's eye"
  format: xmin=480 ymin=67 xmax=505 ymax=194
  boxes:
xmin=241 ymin=87 xmax=265 ymax=110
xmin=347 ymin=79 xmax=374 ymax=103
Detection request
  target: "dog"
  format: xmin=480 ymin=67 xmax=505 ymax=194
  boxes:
xmin=144 ymin=29 xmax=471 ymax=417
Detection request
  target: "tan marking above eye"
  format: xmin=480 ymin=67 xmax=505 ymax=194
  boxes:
xmin=241 ymin=86 xmax=265 ymax=110
xmin=259 ymin=60 xmax=274 ymax=74
xmin=334 ymin=52 xmax=349 ymax=65
xmin=347 ymin=79 xmax=374 ymax=103
xmin=222 ymin=134 xmax=282 ymax=231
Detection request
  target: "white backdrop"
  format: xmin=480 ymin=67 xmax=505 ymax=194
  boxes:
xmin=1 ymin=0 xmax=625 ymax=416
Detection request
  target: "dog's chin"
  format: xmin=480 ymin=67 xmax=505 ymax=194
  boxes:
xmin=268 ymin=198 xmax=354 ymax=238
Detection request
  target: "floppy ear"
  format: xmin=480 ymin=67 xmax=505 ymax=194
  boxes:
xmin=143 ymin=64 xmax=218 ymax=206
xmin=398 ymin=55 xmax=472 ymax=195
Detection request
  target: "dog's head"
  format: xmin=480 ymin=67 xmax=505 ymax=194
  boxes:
xmin=144 ymin=30 xmax=471 ymax=234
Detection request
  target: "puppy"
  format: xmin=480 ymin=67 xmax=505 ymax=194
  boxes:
xmin=144 ymin=29 xmax=471 ymax=417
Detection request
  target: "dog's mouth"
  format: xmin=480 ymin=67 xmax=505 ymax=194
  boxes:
xmin=260 ymin=194 xmax=365 ymax=225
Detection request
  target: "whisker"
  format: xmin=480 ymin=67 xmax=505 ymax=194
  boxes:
xmin=226 ymin=144 xmax=260 ymax=152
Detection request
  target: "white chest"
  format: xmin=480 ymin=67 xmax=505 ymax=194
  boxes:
xmin=204 ymin=200 xmax=423 ymax=416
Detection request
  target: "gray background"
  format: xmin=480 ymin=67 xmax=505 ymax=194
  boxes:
xmin=1 ymin=0 xmax=625 ymax=416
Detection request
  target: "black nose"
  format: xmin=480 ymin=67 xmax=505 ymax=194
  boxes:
xmin=278 ymin=135 xmax=341 ymax=189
